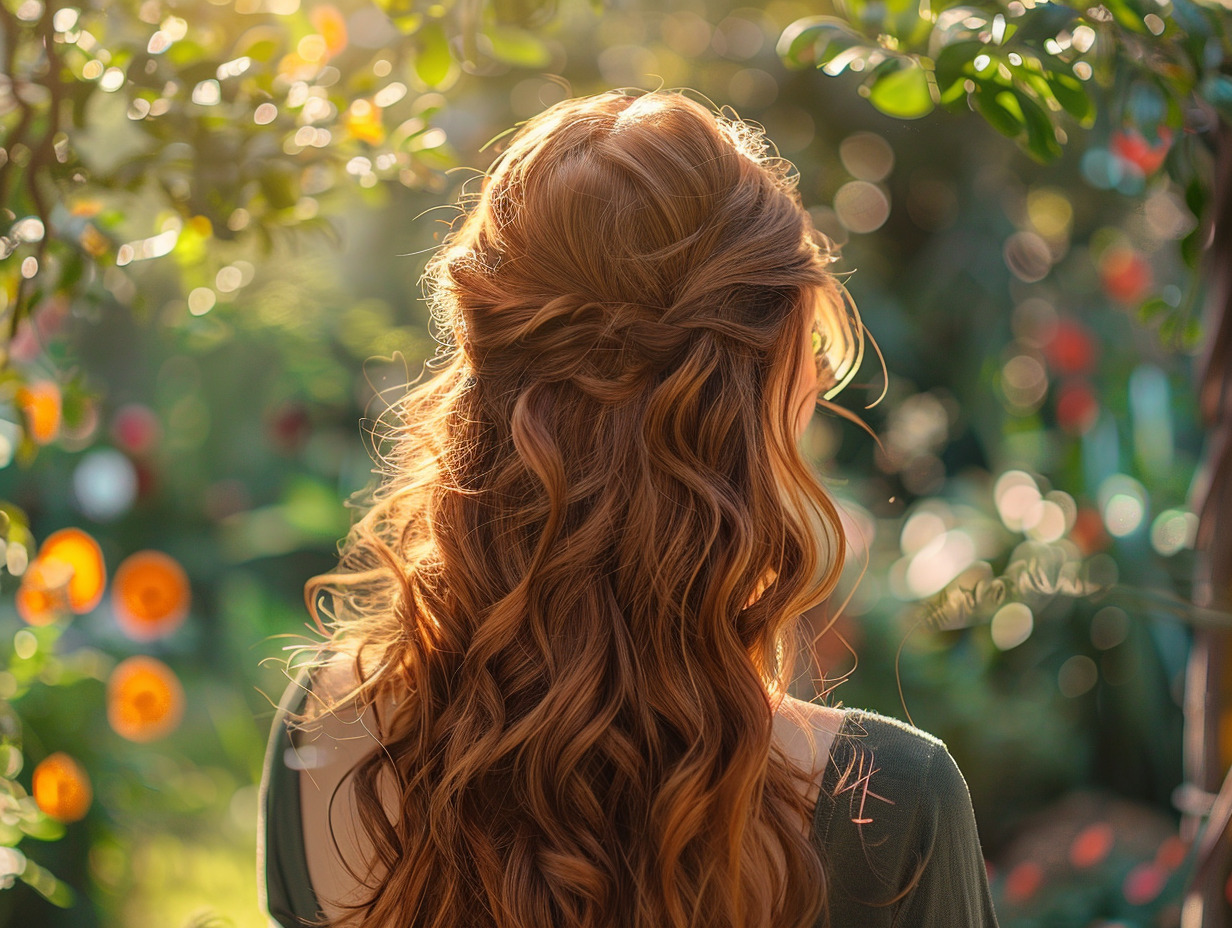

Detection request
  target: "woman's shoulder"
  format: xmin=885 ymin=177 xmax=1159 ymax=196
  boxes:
xmin=261 ymin=649 xmax=399 ymax=926
xmin=815 ymin=709 xmax=997 ymax=926
xmin=835 ymin=709 xmax=952 ymax=774
xmin=823 ymin=708 xmax=973 ymax=828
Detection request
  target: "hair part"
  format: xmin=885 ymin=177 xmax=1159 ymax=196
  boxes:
xmin=303 ymin=88 xmax=863 ymax=928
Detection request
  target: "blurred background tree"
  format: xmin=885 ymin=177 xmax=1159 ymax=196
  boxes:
xmin=0 ymin=0 xmax=1229 ymax=924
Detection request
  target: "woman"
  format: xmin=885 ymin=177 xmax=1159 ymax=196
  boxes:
xmin=258 ymin=90 xmax=999 ymax=928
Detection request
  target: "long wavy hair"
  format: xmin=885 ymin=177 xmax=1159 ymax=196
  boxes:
xmin=302 ymin=89 xmax=865 ymax=928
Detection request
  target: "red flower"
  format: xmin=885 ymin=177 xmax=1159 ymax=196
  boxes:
xmin=1005 ymin=861 xmax=1043 ymax=904
xmin=1123 ymin=862 xmax=1167 ymax=906
xmin=1069 ymin=822 xmax=1114 ymax=868
xmin=1098 ymin=246 xmax=1152 ymax=306
xmin=1056 ymin=381 xmax=1099 ymax=436
xmin=1043 ymin=319 xmax=1096 ymax=375
xmin=1110 ymin=126 xmax=1173 ymax=177
xmin=1070 ymin=506 xmax=1109 ymax=555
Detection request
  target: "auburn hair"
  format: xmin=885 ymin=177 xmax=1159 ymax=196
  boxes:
xmin=302 ymin=89 xmax=865 ymax=928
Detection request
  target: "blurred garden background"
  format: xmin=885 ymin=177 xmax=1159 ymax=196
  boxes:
xmin=1 ymin=0 xmax=1230 ymax=924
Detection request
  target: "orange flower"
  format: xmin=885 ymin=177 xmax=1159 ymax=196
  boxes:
xmin=33 ymin=752 xmax=92 ymax=822
xmin=309 ymin=5 xmax=348 ymax=57
xmin=107 ymin=656 xmax=184 ymax=742
xmin=69 ymin=198 xmax=104 ymax=218
xmin=79 ymin=223 xmax=109 ymax=258
xmin=16 ymin=381 xmax=61 ymax=445
xmin=112 ymin=550 xmax=190 ymax=641
xmin=15 ymin=559 xmax=73 ymax=626
xmin=38 ymin=528 xmax=106 ymax=613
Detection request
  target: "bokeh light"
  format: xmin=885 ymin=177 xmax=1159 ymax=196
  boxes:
xmin=112 ymin=550 xmax=191 ymax=641
xmin=1090 ymin=607 xmax=1129 ymax=650
xmin=38 ymin=528 xmax=106 ymax=613
xmin=904 ymin=529 xmax=976 ymax=598
xmin=839 ymin=132 xmax=894 ymax=182
xmin=1069 ymin=822 xmax=1113 ymax=868
xmin=995 ymin=470 xmax=1040 ymax=532
xmin=1000 ymin=353 xmax=1048 ymax=413
xmin=900 ymin=504 xmax=949 ymax=557
xmin=16 ymin=381 xmax=61 ymax=445
xmin=33 ymin=752 xmax=92 ymax=822
xmin=1025 ymin=187 xmax=1073 ymax=241
xmin=107 ymin=656 xmax=185 ymax=742
xmin=1058 ymin=655 xmax=1098 ymax=698
xmin=1150 ymin=509 xmax=1198 ymax=556
xmin=73 ymin=450 xmax=139 ymax=522
xmin=15 ymin=560 xmax=72 ymax=626
xmin=1099 ymin=474 xmax=1147 ymax=538
xmin=834 ymin=181 xmax=889 ymax=234
xmin=990 ymin=603 xmax=1033 ymax=650
xmin=1003 ymin=231 xmax=1052 ymax=282
xmin=110 ymin=404 xmax=161 ymax=456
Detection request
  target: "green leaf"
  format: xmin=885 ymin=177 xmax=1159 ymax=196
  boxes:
xmin=939 ymin=77 xmax=968 ymax=105
xmin=389 ymin=13 xmax=425 ymax=34
xmin=486 ymin=26 xmax=551 ymax=67
xmin=281 ymin=477 xmax=351 ymax=538
xmin=234 ymin=32 xmax=281 ymax=65
xmin=166 ymin=41 xmax=211 ymax=70
xmin=842 ymin=0 xmax=881 ymax=32
xmin=1182 ymin=315 xmax=1204 ymax=350
xmin=1015 ymin=90 xmax=1063 ymax=162
xmin=1101 ymin=0 xmax=1153 ymax=34
xmin=257 ymin=163 xmax=298 ymax=211
xmin=1159 ymin=311 xmax=1181 ymax=346
xmin=1046 ymin=72 xmax=1095 ymax=126
xmin=414 ymin=22 xmax=454 ymax=89
xmin=867 ymin=59 xmax=935 ymax=118
xmin=1185 ymin=177 xmax=1208 ymax=220
xmin=777 ymin=16 xmax=866 ymax=70
xmin=1136 ymin=296 xmax=1170 ymax=323
xmin=373 ymin=0 xmax=417 ymax=21
xmin=1180 ymin=225 xmax=1204 ymax=268
xmin=883 ymin=0 xmax=931 ymax=47
xmin=934 ymin=39 xmax=985 ymax=92
xmin=972 ymin=84 xmax=1023 ymax=137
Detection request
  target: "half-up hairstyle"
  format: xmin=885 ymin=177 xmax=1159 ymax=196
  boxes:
xmin=303 ymin=89 xmax=865 ymax=928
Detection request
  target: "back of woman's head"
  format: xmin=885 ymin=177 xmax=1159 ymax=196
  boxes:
xmin=308 ymin=89 xmax=863 ymax=928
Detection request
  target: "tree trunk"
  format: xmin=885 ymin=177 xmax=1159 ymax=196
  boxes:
xmin=1184 ymin=114 xmax=1232 ymax=927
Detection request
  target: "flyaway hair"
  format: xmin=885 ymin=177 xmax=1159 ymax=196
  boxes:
xmin=302 ymin=89 xmax=865 ymax=928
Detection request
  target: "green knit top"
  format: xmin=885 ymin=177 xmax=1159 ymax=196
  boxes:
xmin=258 ymin=676 xmax=999 ymax=928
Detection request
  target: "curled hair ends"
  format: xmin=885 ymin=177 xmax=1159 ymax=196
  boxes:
xmin=304 ymin=89 xmax=868 ymax=928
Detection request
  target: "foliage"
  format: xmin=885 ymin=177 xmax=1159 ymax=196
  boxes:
xmin=0 ymin=628 xmax=79 ymax=910
xmin=778 ymin=0 xmax=1230 ymax=157
xmin=779 ymin=0 xmax=1230 ymax=348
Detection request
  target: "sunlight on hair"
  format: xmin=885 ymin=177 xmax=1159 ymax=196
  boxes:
xmin=300 ymin=89 xmax=877 ymax=928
